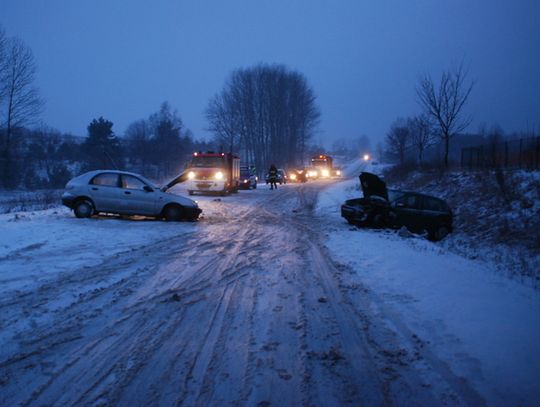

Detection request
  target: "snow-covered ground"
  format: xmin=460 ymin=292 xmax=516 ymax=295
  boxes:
xmin=317 ymin=163 xmax=540 ymax=406
xmin=1 ymin=166 xmax=539 ymax=406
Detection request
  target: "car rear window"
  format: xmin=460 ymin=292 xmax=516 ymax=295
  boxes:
xmin=90 ymin=173 xmax=119 ymax=187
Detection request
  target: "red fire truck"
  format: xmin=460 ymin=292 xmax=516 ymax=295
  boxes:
xmin=307 ymin=154 xmax=342 ymax=178
xmin=309 ymin=154 xmax=334 ymax=178
xmin=186 ymin=152 xmax=240 ymax=195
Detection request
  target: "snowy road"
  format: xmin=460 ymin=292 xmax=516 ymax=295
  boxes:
xmin=1 ymin=176 xmax=539 ymax=406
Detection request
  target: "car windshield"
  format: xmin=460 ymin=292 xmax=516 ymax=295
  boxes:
xmin=240 ymin=169 xmax=250 ymax=177
xmin=311 ymin=159 xmax=328 ymax=166
xmin=191 ymin=156 xmax=224 ymax=168
xmin=388 ymin=189 xmax=405 ymax=202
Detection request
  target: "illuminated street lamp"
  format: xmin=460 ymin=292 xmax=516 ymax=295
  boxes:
xmin=363 ymin=154 xmax=370 ymax=162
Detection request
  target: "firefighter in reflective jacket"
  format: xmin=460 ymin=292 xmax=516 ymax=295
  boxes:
xmin=268 ymin=164 xmax=278 ymax=190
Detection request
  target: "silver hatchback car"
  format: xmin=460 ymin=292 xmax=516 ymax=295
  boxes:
xmin=62 ymin=170 xmax=201 ymax=221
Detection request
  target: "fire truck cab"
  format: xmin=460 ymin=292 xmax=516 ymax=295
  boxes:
xmin=186 ymin=152 xmax=240 ymax=195
xmin=310 ymin=154 xmax=334 ymax=178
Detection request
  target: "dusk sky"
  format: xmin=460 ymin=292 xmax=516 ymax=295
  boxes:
xmin=2 ymin=0 xmax=539 ymax=147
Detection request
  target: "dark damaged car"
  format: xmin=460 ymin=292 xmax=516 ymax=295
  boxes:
xmin=341 ymin=172 xmax=453 ymax=241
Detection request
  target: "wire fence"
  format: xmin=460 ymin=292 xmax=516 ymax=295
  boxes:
xmin=461 ymin=137 xmax=540 ymax=170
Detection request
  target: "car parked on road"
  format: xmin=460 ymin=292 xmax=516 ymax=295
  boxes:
xmin=62 ymin=170 xmax=202 ymax=221
xmin=341 ymin=172 xmax=452 ymax=241
xmin=288 ymin=168 xmax=308 ymax=183
xmin=239 ymin=166 xmax=258 ymax=189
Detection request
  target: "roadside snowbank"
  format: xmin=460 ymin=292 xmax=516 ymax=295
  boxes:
xmin=0 ymin=187 xmax=236 ymax=295
xmin=317 ymin=172 xmax=540 ymax=405
xmin=387 ymin=169 xmax=540 ymax=285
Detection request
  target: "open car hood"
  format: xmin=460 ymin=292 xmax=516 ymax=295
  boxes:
xmin=359 ymin=172 xmax=388 ymax=200
xmin=161 ymin=170 xmax=189 ymax=192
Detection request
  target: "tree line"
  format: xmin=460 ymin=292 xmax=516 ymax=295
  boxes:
xmin=0 ymin=25 xmax=43 ymax=188
xmin=1 ymin=25 xmax=322 ymax=189
xmin=384 ymin=63 xmax=475 ymax=170
xmin=384 ymin=63 xmax=539 ymax=172
xmin=0 ymin=26 xmax=210 ymax=189
xmin=206 ymin=63 xmax=320 ymax=172
xmin=5 ymin=102 xmax=210 ymax=190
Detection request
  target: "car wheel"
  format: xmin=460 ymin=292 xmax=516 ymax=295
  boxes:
xmin=74 ymin=200 xmax=93 ymax=218
xmin=163 ymin=205 xmax=184 ymax=221
xmin=253 ymin=183 xmax=257 ymax=189
xmin=429 ymin=225 xmax=450 ymax=241
xmin=371 ymin=213 xmax=385 ymax=228
xmin=355 ymin=212 xmax=370 ymax=227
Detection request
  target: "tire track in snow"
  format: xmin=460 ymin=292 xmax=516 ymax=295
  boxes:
xmin=288 ymin=182 xmax=486 ymax=406
xmin=1 ymin=181 xmax=487 ymax=405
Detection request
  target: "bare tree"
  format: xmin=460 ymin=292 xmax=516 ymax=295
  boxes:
xmin=385 ymin=118 xmax=410 ymax=167
xmin=124 ymin=102 xmax=195 ymax=178
xmin=125 ymin=119 xmax=151 ymax=170
xmin=206 ymin=64 xmax=320 ymax=172
xmin=416 ymin=64 xmax=474 ymax=168
xmin=1 ymin=36 xmax=43 ymax=187
xmin=0 ymin=25 xmax=7 ymax=96
xmin=206 ymin=92 xmax=241 ymax=153
xmin=408 ymin=114 xmax=434 ymax=167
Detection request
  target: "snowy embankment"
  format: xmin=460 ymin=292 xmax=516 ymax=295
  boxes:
xmin=317 ymin=167 xmax=540 ymax=405
xmin=0 ymin=189 xmax=62 ymax=214
xmin=388 ymin=169 xmax=540 ymax=284
xmin=0 ymin=188 xmax=217 ymax=295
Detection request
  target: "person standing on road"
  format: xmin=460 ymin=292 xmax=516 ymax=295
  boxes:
xmin=268 ymin=164 xmax=278 ymax=190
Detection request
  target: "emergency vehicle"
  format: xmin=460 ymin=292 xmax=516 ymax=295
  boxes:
xmin=309 ymin=154 xmax=334 ymax=178
xmin=186 ymin=152 xmax=240 ymax=195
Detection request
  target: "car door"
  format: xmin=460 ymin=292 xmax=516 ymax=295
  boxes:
xmin=120 ymin=174 xmax=157 ymax=215
xmin=421 ymin=196 xmax=449 ymax=231
xmin=392 ymin=193 xmax=424 ymax=232
xmin=88 ymin=173 xmax=122 ymax=212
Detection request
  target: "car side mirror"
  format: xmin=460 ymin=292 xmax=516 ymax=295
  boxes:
xmin=143 ymin=185 xmax=154 ymax=192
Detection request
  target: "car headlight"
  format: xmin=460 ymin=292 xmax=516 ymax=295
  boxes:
xmin=322 ymin=169 xmax=330 ymax=177
xmin=290 ymin=174 xmax=297 ymax=180
xmin=215 ymin=171 xmax=224 ymax=180
xmin=336 ymin=170 xmax=341 ymax=176
xmin=188 ymin=171 xmax=195 ymax=180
